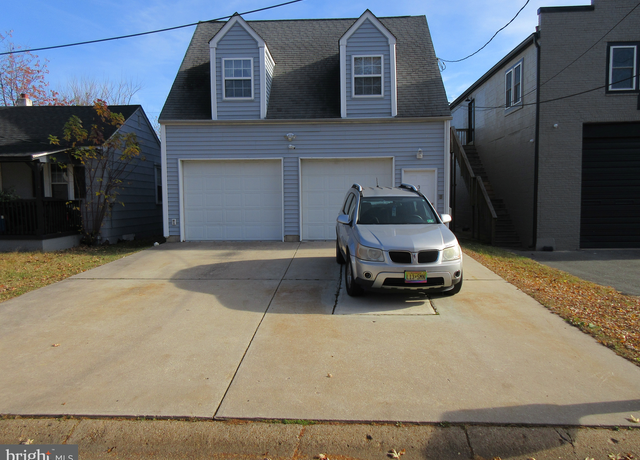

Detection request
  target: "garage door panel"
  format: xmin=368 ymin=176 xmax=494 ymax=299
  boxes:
xmin=301 ymin=158 xmax=393 ymax=240
xmin=581 ymin=122 xmax=640 ymax=248
xmin=184 ymin=160 xmax=282 ymax=241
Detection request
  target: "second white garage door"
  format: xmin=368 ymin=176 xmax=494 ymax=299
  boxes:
xmin=183 ymin=160 xmax=282 ymax=240
xmin=301 ymin=158 xmax=393 ymax=240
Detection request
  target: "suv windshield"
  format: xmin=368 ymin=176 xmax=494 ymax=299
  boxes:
xmin=357 ymin=196 xmax=438 ymax=225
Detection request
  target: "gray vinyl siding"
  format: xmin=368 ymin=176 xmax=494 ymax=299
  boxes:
xmin=265 ymin=53 xmax=275 ymax=114
xmin=346 ymin=19 xmax=392 ymax=118
xmin=216 ymin=23 xmax=261 ymax=120
xmin=164 ymin=120 xmax=445 ymax=238
xmin=100 ymin=109 xmax=163 ymax=242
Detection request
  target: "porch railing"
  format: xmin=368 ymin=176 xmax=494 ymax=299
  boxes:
xmin=0 ymin=199 xmax=81 ymax=237
xmin=455 ymin=128 xmax=470 ymax=146
xmin=450 ymin=126 xmax=496 ymax=244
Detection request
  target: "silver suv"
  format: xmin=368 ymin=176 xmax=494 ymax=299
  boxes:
xmin=336 ymin=183 xmax=463 ymax=296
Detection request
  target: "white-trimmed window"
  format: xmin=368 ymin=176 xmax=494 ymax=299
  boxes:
xmin=50 ymin=164 xmax=69 ymax=200
xmin=353 ymin=56 xmax=383 ymax=97
xmin=608 ymin=44 xmax=638 ymax=91
xmin=223 ymin=58 xmax=253 ymax=99
xmin=505 ymin=60 xmax=522 ymax=109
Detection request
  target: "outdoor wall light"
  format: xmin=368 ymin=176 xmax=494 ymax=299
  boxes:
xmin=416 ymin=149 xmax=423 ymax=159
xmin=284 ymin=133 xmax=296 ymax=141
xmin=553 ymin=123 xmax=559 ymax=129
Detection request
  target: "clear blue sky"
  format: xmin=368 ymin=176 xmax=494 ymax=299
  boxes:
xmin=1 ymin=0 xmax=589 ymax=121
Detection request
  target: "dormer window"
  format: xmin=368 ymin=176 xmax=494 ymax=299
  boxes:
xmin=353 ymin=56 xmax=383 ymax=96
xmin=223 ymin=58 xmax=253 ymax=99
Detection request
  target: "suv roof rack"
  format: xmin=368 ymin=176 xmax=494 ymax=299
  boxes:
xmin=399 ymin=183 xmax=419 ymax=193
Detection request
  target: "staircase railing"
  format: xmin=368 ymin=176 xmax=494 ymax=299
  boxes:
xmin=450 ymin=126 xmax=497 ymax=245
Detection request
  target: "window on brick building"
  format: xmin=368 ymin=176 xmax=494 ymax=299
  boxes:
xmin=607 ymin=43 xmax=638 ymax=92
xmin=505 ymin=60 xmax=523 ymax=110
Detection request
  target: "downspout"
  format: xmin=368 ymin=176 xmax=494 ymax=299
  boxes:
xmin=532 ymin=31 xmax=541 ymax=249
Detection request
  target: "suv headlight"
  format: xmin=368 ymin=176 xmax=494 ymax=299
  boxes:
xmin=442 ymin=244 xmax=461 ymax=261
xmin=356 ymin=244 xmax=385 ymax=262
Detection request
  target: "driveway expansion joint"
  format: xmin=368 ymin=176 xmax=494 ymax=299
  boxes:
xmin=212 ymin=243 xmax=301 ymax=419
xmin=332 ymin=265 xmax=343 ymax=315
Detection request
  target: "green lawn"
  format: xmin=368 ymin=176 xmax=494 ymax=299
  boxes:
xmin=0 ymin=239 xmax=159 ymax=303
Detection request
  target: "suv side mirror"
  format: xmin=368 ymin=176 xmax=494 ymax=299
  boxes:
xmin=337 ymin=214 xmax=351 ymax=225
xmin=440 ymin=214 xmax=452 ymax=224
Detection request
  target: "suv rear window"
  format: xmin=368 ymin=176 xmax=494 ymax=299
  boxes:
xmin=358 ymin=196 xmax=437 ymax=225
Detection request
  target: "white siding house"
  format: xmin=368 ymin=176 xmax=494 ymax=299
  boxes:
xmin=160 ymin=10 xmax=451 ymax=242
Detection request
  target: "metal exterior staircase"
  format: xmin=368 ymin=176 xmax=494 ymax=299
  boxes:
xmin=461 ymin=145 xmax=522 ymax=248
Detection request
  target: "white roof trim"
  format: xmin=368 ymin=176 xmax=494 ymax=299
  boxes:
xmin=339 ymin=10 xmax=397 ymax=47
xmin=209 ymin=14 xmax=266 ymax=49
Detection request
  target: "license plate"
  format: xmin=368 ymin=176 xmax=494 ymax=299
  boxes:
xmin=404 ymin=271 xmax=427 ymax=283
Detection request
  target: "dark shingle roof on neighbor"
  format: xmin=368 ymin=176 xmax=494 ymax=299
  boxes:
xmin=160 ymin=15 xmax=450 ymax=121
xmin=0 ymin=105 xmax=141 ymax=159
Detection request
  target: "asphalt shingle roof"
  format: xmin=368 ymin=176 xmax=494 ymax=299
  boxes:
xmin=160 ymin=15 xmax=450 ymax=121
xmin=0 ymin=105 xmax=140 ymax=159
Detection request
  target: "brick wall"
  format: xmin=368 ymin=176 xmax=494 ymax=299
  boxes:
xmin=536 ymin=0 xmax=640 ymax=249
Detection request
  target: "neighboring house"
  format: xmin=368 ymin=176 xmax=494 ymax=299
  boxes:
xmin=451 ymin=0 xmax=640 ymax=250
xmin=0 ymin=97 xmax=163 ymax=251
xmin=159 ymin=10 xmax=451 ymax=242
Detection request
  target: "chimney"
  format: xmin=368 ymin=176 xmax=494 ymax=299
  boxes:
xmin=16 ymin=93 xmax=33 ymax=106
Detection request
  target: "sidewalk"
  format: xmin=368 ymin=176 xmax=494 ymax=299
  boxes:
xmin=1 ymin=418 xmax=639 ymax=459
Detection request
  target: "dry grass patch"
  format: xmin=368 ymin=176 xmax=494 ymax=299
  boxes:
xmin=0 ymin=239 xmax=159 ymax=303
xmin=461 ymin=241 xmax=640 ymax=366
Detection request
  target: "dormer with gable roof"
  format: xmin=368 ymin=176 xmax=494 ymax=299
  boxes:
xmin=340 ymin=10 xmax=397 ymax=118
xmin=209 ymin=14 xmax=275 ymax=120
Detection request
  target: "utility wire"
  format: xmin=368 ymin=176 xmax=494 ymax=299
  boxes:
xmin=0 ymin=0 xmax=303 ymax=56
xmin=539 ymin=0 xmax=640 ymax=87
xmin=459 ymin=1 xmax=640 ymax=112
xmin=472 ymin=75 xmax=634 ymax=110
xmin=439 ymin=0 xmax=530 ymax=63
xmin=513 ymin=0 xmax=640 ymax=103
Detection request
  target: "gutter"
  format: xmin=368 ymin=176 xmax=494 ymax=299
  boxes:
xmin=158 ymin=116 xmax=453 ymax=126
xmin=532 ymin=31 xmax=541 ymax=249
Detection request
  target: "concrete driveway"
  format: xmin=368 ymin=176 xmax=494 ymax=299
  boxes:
xmin=0 ymin=241 xmax=639 ymax=426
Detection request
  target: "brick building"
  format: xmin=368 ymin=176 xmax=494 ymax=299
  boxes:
xmin=451 ymin=0 xmax=640 ymax=250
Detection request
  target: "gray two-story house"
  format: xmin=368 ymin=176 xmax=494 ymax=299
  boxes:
xmin=159 ymin=10 xmax=451 ymax=242
xmin=451 ymin=0 xmax=640 ymax=250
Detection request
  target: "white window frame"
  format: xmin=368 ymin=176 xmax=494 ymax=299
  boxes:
xmin=222 ymin=58 xmax=254 ymax=100
xmin=352 ymin=55 xmax=384 ymax=98
xmin=505 ymin=60 xmax=523 ymax=110
xmin=608 ymin=44 xmax=638 ymax=92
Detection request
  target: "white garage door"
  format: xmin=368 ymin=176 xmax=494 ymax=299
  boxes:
xmin=301 ymin=158 xmax=393 ymax=240
xmin=183 ymin=160 xmax=282 ymax=240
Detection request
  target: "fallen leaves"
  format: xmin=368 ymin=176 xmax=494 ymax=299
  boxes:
xmin=628 ymin=415 xmax=640 ymax=423
xmin=388 ymin=449 xmax=405 ymax=459
xmin=18 ymin=438 xmax=34 ymax=445
xmin=608 ymin=454 xmax=635 ymax=460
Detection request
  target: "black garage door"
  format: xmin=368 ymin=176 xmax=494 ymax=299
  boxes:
xmin=581 ymin=122 xmax=640 ymax=248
